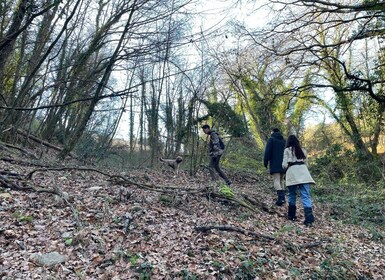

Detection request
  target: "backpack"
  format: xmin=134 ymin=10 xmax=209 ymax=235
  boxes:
xmin=216 ymin=132 xmax=225 ymax=150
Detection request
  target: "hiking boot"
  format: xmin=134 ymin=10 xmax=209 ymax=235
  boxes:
xmin=275 ymin=190 xmax=286 ymax=206
xmin=288 ymin=205 xmax=297 ymax=220
xmin=304 ymin=207 xmax=315 ymax=226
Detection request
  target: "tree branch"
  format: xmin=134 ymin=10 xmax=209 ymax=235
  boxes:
xmin=195 ymin=225 xmax=275 ymax=241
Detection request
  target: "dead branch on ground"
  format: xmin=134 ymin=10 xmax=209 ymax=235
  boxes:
xmin=242 ymin=194 xmax=276 ymax=214
xmin=0 ymin=141 xmax=38 ymax=159
xmin=195 ymin=225 xmax=275 ymax=241
xmin=0 ymin=157 xmax=51 ymax=167
xmin=16 ymin=129 xmax=64 ymax=153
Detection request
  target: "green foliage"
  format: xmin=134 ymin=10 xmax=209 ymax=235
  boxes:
xmin=289 ymin=72 xmax=314 ymax=133
xmin=310 ymin=143 xmax=382 ymax=184
xmin=222 ymin=137 xmax=262 ymax=173
xmin=64 ymin=238 xmax=73 ymax=246
xmin=368 ymin=226 xmax=385 ymax=242
xmin=113 ymin=249 xmax=140 ymax=264
xmin=198 ymin=100 xmax=248 ymax=137
xmin=178 ymin=269 xmax=199 ymax=280
xmin=74 ymin=132 xmax=104 ymax=162
xmin=355 ymin=158 xmax=382 ymax=183
xmin=12 ymin=211 xmax=33 ymax=223
xmin=313 ymin=182 xmax=385 ymax=228
xmin=240 ymin=74 xmax=288 ymax=141
xmin=159 ymin=194 xmax=178 ymax=205
xmin=113 ymin=216 xmax=121 ymax=224
xmin=219 ymin=184 xmax=234 ymax=199
xmin=237 ymin=212 xmax=251 ymax=222
xmin=310 ymin=144 xmax=349 ymax=183
xmin=313 ymin=258 xmax=356 ymax=279
xmin=138 ymin=261 xmax=153 ymax=280
xmin=211 ymin=260 xmax=227 ymax=271
xmin=234 ymin=259 xmax=260 ymax=279
xmin=129 ymin=255 xmax=140 ymax=265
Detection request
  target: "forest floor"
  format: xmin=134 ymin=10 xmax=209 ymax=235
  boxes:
xmin=0 ymin=150 xmax=384 ymax=279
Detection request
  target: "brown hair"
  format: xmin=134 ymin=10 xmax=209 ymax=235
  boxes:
xmin=286 ymin=135 xmax=306 ymax=159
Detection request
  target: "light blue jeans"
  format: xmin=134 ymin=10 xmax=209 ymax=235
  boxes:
xmin=287 ymin=183 xmax=312 ymax=208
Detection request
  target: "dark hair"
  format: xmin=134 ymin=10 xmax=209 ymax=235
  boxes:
xmin=201 ymin=124 xmax=210 ymax=129
xmin=272 ymin=128 xmax=280 ymax=133
xmin=286 ymin=135 xmax=306 ymax=159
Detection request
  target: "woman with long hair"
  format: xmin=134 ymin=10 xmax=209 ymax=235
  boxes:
xmin=282 ymin=135 xmax=315 ymax=226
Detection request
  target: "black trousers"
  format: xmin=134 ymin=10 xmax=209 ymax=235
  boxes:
xmin=209 ymin=155 xmax=231 ymax=185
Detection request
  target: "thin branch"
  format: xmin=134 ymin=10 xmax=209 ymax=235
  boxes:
xmin=195 ymin=225 xmax=275 ymax=241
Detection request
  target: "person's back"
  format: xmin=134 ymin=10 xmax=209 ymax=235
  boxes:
xmin=282 ymin=135 xmax=315 ymax=226
xmin=208 ymin=130 xmax=224 ymax=157
xmin=264 ymin=128 xmax=286 ymax=206
xmin=264 ymin=131 xmax=285 ymax=173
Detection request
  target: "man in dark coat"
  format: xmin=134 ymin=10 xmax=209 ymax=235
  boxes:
xmin=202 ymin=124 xmax=232 ymax=186
xmin=264 ymin=128 xmax=286 ymax=206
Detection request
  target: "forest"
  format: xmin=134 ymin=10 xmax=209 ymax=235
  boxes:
xmin=0 ymin=0 xmax=384 ymax=279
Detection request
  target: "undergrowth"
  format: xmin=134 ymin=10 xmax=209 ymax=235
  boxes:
xmin=313 ymin=182 xmax=385 ymax=237
xmin=308 ymin=143 xmax=384 ymax=234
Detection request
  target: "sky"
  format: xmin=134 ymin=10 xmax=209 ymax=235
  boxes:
xmin=114 ymin=0 xmax=269 ymax=140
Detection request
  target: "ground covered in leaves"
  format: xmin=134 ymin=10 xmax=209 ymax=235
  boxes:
xmin=0 ymin=153 xmax=384 ymax=279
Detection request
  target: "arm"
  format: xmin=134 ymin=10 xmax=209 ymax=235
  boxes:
xmin=263 ymin=138 xmax=272 ymax=168
xmin=210 ymin=132 xmax=222 ymax=156
xmin=303 ymin=148 xmax=308 ymax=166
xmin=282 ymin=148 xmax=289 ymax=169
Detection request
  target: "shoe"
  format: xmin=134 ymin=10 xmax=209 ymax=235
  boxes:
xmin=303 ymin=207 xmax=315 ymax=226
xmin=275 ymin=190 xmax=286 ymax=206
xmin=288 ymin=205 xmax=297 ymax=220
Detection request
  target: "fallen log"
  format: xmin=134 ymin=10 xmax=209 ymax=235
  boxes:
xmin=16 ymin=129 xmax=63 ymax=152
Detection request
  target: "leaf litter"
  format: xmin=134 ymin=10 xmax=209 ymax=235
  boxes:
xmin=0 ymin=157 xmax=384 ymax=279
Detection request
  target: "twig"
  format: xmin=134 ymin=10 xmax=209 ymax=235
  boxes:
xmin=27 ymin=166 xmax=112 ymax=179
xmin=208 ymin=191 xmax=260 ymax=214
xmin=16 ymin=129 xmax=64 ymax=153
xmin=0 ymin=141 xmax=38 ymax=159
xmin=242 ymin=194 xmax=275 ymax=214
xmin=0 ymin=157 xmax=50 ymax=167
xmin=0 ymin=173 xmax=82 ymax=227
xmin=0 ymin=174 xmax=24 ymax=190
xmin=195 ymin=225 xmax=275 ymax=241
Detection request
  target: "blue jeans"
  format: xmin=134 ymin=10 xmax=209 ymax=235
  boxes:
xmin=287 ymin=184 xmax=312 ymax=208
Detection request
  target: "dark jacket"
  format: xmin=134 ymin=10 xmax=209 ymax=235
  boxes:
xmin=264 ymin=131 xmax=285 ymax=174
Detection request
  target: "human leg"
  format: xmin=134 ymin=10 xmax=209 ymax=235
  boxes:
xmin=299 ymin=183 xmax=312 ymax=208
xmin=287 ymin=185 xmax=297 ymax=206
xmin=272 ymin=173 xmax=285 ymax=206
xmin=208 ymin=156 xmax=217 ymax=181
xmin=211 ymin=156 xmax=231 ymax=185
xmin=287 ymin=185 xmax=297 ymax=220
xmin=299 ymin=183 xmax=314 ymax=225
xmin=272 ymin=173 xmax=284 ymax=190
